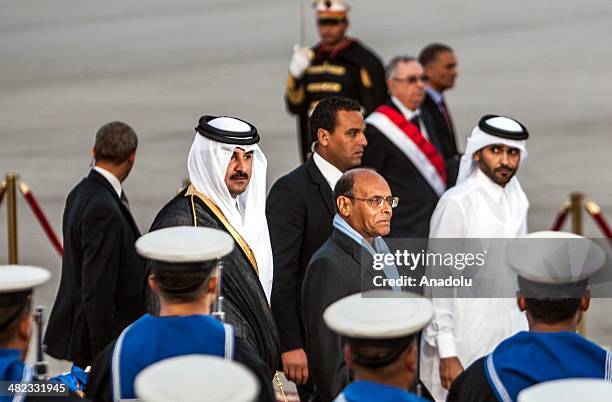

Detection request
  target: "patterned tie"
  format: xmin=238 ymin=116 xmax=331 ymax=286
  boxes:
xmin=439 ymin=98 xmax=454 ymax=134
xmin=410 ymin=114 xmax=421 ymax=131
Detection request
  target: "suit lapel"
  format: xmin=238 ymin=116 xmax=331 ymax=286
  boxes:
xmin=331 ymin=228 xmax=379 ymax=280
xmin=305 ymin=157 xmax=334 ymax=216
xmin=88 ymin=170 xmax=141 ymax=236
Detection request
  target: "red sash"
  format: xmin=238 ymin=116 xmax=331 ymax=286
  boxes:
xmin=377 ymin=105 xmax=447 ymax=184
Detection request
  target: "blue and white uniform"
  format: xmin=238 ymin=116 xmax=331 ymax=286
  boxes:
xmin=334 ymin=380 xmax=429 ymax=402
xmin=0 ymin=349 xmax=34 ymax=402
xmin=485 ymin=331 xmax=612 ymax=402
xmin=111 ymin=314 xmax=233 ymax=401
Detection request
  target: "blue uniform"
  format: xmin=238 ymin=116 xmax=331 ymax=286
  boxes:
xmin=0 ymin=349 xmax=33 ymax=402
xmin=485 ymin=331 xmax=612 ymax=402
xmin=111 ymin=314 xmax=233 ymax=401
xmin=334 ymin=380 xmax=429 ymax=402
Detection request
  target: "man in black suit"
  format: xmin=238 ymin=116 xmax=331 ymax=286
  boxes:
xmin=267 ymin=96 xmax=367 ymax=400
xmin=302 ymin=168 xmax=400 ymax=401
xmin=362 ymin=56 xmax=454 ymax=238
xmin=45 ymin=121 xmax=146 ymax=368
xmin=419 ymin=43 xmax=461 ymax=185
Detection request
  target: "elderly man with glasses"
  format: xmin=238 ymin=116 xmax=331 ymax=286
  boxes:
xmin=362 ymin=55 xmax=456 ymax=239
xmin=301 ymin=168 xmax=401 ymax=402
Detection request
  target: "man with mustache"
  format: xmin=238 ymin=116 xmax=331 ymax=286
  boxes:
xmin=267 ymin=96 xmax=366 ymax=401
xmin=147 ymin=116 xmax=279 ymax=378
xmin=420 ymin=115 xmax=530 ymax=402
xmin=302 ymin=168 xmax=401 ymax=401
xmin=362 ymin=56 xmax=455 ymax=238
xmin=285 ymin=0 xmax=387 ymax=162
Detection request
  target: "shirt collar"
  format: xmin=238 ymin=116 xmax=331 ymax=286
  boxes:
xmin=93 ymin=166 xmax=122 ymax=197
xmin=342 ymin=380 xmax=425 ymax=402
xmin=425 ymin=86 xmax=444 ymax=105
xmin=475 ymin=168 xmax=507 ymax=202
xmin=391 ymin=96 xmax=419 ymax=120
xmin=313 ymin=152 xmax=343 ymax=190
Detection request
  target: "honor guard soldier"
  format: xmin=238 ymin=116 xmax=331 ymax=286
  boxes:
xmin=0 ymin=265 xmax=82 ymax=401
xmin=285 ymin=0 xmax=387 ymax=161
xmin=517 ymin=379 xmax=612 ymax=402
xmin=85 ymin=227 xmax=274 ymax=402
xmin=448 ymin=232 xmax=611 ymax=402
xmin=135 ymin=355 xmax=259 ymax=402
xmin=323 ymin=290 xmax=434 ymax=402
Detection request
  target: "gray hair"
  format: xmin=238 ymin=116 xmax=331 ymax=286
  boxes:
xmin=385 ymin=55 xmax=418 ymax=81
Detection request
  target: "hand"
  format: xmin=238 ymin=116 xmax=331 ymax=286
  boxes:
xmin=281 ymin=348 xmax=309 ymax=385
xmin=439 ymin=356 xmax=464 ymax=390
xmin=289 ymin=45 xmax=312 ymax=78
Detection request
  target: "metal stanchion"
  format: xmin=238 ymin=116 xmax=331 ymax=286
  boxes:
xmin=6 ymin=173 xmax=18 ymax=264
xmin=570 ymin=192 xmax=584 ymax=236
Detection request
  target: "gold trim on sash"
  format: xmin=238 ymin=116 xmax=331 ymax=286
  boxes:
xmin=185 ymin=185 xmax=259 ymax=276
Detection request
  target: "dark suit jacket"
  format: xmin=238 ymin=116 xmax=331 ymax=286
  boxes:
xmin=302 ymin=228 xmax=391 ymax=402
xmin=362 ymin=101 xmax=452 ymax=238
xmin=45 ymin=170 xmax=146 ymax=368
xmin=421 ymin=92 xmax=461 ymax=185
xmin=267 ymin=157 xmax=335 ymax=353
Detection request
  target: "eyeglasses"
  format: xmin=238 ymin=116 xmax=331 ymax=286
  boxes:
xmin=345 ymin=195 xmax=399 ymax=209
xmin=392 ymin=75 xmax=427 ymax=84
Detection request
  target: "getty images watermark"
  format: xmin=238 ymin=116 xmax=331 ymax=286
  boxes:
xmin=371 ymin=249 xmax=487 ymax=288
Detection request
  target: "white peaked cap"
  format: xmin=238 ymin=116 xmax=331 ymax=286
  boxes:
xmin=507 ymin=231 xmax=606 ymax=285
xmin=312 ymin=0 xmax=349 ymax=13
xmin=136 ymin=227 xmax=234 ymax=263
xmin=517 ymin=378 xmax=612 ymax=402
xmin=323 ymin=290 xmax=434 ymax=339
xmin=0 ymin=265 xmax=50 ymax=293
xmin=135 ymin=355 xmax=259 ymax=402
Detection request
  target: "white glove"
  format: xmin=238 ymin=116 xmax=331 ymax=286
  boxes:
xmin=289 ymin=44 xmax=311 ymax=78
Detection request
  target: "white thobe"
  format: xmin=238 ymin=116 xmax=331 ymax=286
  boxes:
xmin=419 ymin=168 xmax=530 ymax=402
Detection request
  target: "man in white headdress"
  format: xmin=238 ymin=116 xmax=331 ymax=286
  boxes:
xmin=420 ymin=114 xmax=531 ymax=401
xmin=148 ymin=115 xmax=279 ymax=375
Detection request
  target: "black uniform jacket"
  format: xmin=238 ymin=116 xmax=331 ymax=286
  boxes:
xmin=147 ymin=186 xmax=280 ymax=374
xmin=267 ymin=157 xmax=335 ymax=354
xmin=285 ymin=38 xmax=387 ymax=160
xmin=301 ymin=228 xmax=392 ymax=402
xmin=45 ymin=169 xmax=146 ymax=368
xmin=421 ymin=92 xmax=461 ymax=186
xmin=361 ymin=101 xmax=454 ymax=238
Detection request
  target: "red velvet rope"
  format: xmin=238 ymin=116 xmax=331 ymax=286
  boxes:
xmin=20 ymin=183 xmax=63 ymax=257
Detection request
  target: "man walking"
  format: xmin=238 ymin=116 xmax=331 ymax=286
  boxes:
xmin=45 ymin=122 xmax=146 ymax=368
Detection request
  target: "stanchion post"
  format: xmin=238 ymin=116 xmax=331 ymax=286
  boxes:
xmin=570 ymin=192 xmax=584 ymax=236
xmin=6 ymin=172 xmax=19 ymax=264
xmin=569 ymin=192 xmax=585 ymax=334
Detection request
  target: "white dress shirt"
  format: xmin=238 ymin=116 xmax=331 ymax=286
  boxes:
xmin=420 ymin=168 xmax=529 ymax=402
xmin=313 ymin=152 xmax=343 ymax=190
xmin=390 ymin=96 xmax=430 ymax=140
xmin=93 ymin=166 xmax=122 ymax=197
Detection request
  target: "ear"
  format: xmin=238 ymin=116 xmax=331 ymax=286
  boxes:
xmin=92 ymin=146 xmax=97 ymax=160
xmin=336 ymin=196 xmax=351 ymax=217
xmin=128 ymin=152 xmax=136 ymax=164
xmin=517 ymin=294 xmax=527 ymax=312
xmin=207 ymin=275 xmax=218 ymax=295
xmin=579 ymin=290 xmax=591 ymax=312
xmin=18 ymin=313 xmax=32 ymax=341
xmin=318 ymin=128 xmax=330 ymax=146
xmin=344 ymin=344 xmax=354 ymax=368
xmin=406 ymin=344 xmax=417 ymax=372
xmin=148 ymin=275 xmax=160 ymax=294
xmin=473 ymin=150 xmax=481 ymax=162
